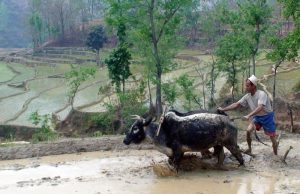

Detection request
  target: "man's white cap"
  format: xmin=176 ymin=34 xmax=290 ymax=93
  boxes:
xmin=248 ymin=75 xmax=258 ymax=86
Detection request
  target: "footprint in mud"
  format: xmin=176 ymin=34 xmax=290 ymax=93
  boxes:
xmin=17 ymin=176 xmax=69 ymax=187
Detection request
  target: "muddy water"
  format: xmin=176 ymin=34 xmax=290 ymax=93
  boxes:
xmin=1 ymin=148 xmax=299 ymax=194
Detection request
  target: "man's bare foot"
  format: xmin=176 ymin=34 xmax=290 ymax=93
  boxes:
xmin=244 ymin=148 xmax=252 ymax=154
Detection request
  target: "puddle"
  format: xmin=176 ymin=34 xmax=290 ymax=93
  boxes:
xmin=0 ymin=149 xmax=299 ymax=194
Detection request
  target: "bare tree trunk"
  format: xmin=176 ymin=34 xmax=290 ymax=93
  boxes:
xmin=242 ymin=70 xmax=245 ymax=93
xmin=210 ymin=54 xmax=216 ymax=107
xmin=147 ymin=75 xmax=154 ymax=110
xmin=59 ymin=6 xmax=65 ymax=39
xmin=122 ymin=79 xmax=125 ymax=93
xmin=252 ymin=54 xmax=256 ymax=75
xmin=96 ymin=49 xmax=100 ymax=67
xmin=155 ymin=67 xmax=162 ymax=116
xmin=273 ymin=68 xmax=277 ymax=108
xmin=287 ymin=103 xmax=294 ymax=133
xmin=231 ymin=62 xmax=236 ymax=101
xmin=149 ymin=0 xmax=162 ymax=116
xmin=273 ymin=63 xmax=280 ymax=110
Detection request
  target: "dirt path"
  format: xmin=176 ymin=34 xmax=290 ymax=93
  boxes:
xmin=0 ymin=133 xmax=299 ymax=194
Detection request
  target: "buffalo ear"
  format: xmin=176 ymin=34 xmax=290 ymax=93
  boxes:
xmin=143 ymin=116 xmax=153 ymax=126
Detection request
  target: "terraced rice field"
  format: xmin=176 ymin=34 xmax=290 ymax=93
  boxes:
xmin=0 ymin=47 xmax=299 ymax=127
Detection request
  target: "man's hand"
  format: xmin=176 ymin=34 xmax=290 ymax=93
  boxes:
xmin=217 ymin=107 xmax=224 ymax=112
xmin=243 ymin=115 xmax=251 ymax=121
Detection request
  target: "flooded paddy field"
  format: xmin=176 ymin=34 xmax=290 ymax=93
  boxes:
xmin=0 ymin=133 xmax=299 ymax=194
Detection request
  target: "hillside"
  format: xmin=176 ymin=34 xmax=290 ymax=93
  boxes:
xmin=0 ymin=0 xmax=30 ymax=48
xmin=0 ymin=47 xmax=299 ymax=140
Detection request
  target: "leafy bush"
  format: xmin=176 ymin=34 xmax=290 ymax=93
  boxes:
xmin=29 ymin=111 xmax=58 ymax=143
xmin=176 ymin=74 xmax=197 ymax=110
xmin=162 ymin=82 xmax=177 ymax=106
xmin=91 ymin=81 xmax=148 ymax=134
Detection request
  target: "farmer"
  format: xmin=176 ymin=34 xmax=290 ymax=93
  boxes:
xmin=218 ymin=75 xmax=278 ymax=155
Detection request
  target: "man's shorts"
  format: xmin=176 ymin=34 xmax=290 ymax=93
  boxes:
xmin=252 ymin=112 xmax=276 ymax=137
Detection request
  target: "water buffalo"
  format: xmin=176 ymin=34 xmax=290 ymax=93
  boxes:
xmin=123 ymin=111 xmax=244 ymax=169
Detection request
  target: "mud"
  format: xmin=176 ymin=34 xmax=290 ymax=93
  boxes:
xmin=0 ymin=132 xmax=300 ymax=194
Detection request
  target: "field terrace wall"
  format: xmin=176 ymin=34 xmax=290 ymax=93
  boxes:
xmin=275 ymin=96 xmax=300 ymax=133
xmin=55 ymin=109 xmax=114 ymax=136
xmin=0 ymin=125 xmax=37 ymax=141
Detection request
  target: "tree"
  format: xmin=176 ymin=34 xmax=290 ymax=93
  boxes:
xmin=106 ymin=0 xmax=192 ymax=116
xmin=267 ymin=34 xmax=298 ymax=102
xmin=206 ymin=54 xmax=219 ymax=108
xmin=266 ymin=0 xmax=300 ymax=104
xmin=65 ymin=65 xmax=96 ymax=110
xmin=86 ymin=25 xmax=107 ymax=67
xmin=28 ymin=0 xmax=43 ymax=49
xmin=238 ymin=0 xmax=272 ymax=76
xmin=176 ymin=74 xmax=197 ymax=111
xmin=105 ymin=43 xmax=132 ymax=92
xmin=162 ymin=82 xmax=177 ymax=106
xmin=29 ymin=11 xmax=43 ymax=49
xmin=216 ymin=32 xmax=251 ymax=101
xmin=195 ymin=64 xmax=207 ymax=109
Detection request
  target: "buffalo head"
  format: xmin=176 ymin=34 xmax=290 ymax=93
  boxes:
xmin=123 ymin=115 xmax=153 ymax=145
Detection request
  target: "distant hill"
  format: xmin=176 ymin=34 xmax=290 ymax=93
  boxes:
xmin=0 ymin=0 xmax=31 ymax=48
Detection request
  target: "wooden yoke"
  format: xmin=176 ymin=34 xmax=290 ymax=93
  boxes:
xmin=156 ymin=105 xmax=168 ymax=136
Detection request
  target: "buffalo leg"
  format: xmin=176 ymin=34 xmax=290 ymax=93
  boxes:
xmin=171 ymin=141 xmax=183 ymax=170
xmin=214 ymin=145 xmax=225 ymax=167
xmin=225 ymin=144 xmax=244 ymax=166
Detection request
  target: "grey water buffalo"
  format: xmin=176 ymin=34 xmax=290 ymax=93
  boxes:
xmin=123 ymin=111 xmax=244 ymax=169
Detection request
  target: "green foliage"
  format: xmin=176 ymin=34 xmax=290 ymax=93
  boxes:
xmin=105 ymin=0 xmax=192 ymax=114
xmin=86 ymin=25 xmax=107 ymax=51
xmin=267 ymin=0 xmax=299 ymax=63
xmin=278 ymin=0 xmax=300 ymax=22
xmin=90 ymin=111 xmax=115 ymax=134
xmin=91 ymin=83 xmax=147 ymax=133
xmin=267 ymin=37 xmax=291 ymax=63
xmin=162 ymin=82 xmax=177 ymax=106
xmin=216 ymin=32 xmax=250 ymax=64
xmin=65 ymin=65 xmax=96 ymax=108
xmin=238 ymin=0 xmax=271 ymax=27
xmin=29 ymin=12 xmax=43 ymax=32
xmin=176 ymin=74 xmax=196 ymax=110
xmin=216 ymin=32 xmax=250 ymax=99
xmin=29 ymin=111 xmax=58 ymax=143
xmin=105 ymin=43 xmax=132 ymax=92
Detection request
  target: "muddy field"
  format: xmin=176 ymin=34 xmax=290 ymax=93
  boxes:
xmin=0 ymin=132 xmax=300 ymax=194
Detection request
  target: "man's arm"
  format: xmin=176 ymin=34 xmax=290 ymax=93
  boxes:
xmin=218 ymin=102 xmax=241 ymax=112
xmin=244 ymin=104 xmax=264 ymax=120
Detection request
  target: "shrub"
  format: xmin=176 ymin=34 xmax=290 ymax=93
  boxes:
xmin=29 ymin=112 xmax=58 ymax=143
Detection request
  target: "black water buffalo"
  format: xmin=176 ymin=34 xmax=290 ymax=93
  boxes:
xmin=123 ymin=111 xmax=244 ymax=169
xmin=169 ymin=108 xmax=228 ymax=157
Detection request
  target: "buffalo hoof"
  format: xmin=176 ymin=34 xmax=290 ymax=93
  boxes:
xmin=215 ymin=164 xmax=229 ymax=171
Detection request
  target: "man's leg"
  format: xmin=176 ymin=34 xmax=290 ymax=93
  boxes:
xmin=245 ymin=123 xmax=255 ymax=154
xmin=270 ymin=135 xmax=278 ymax=155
